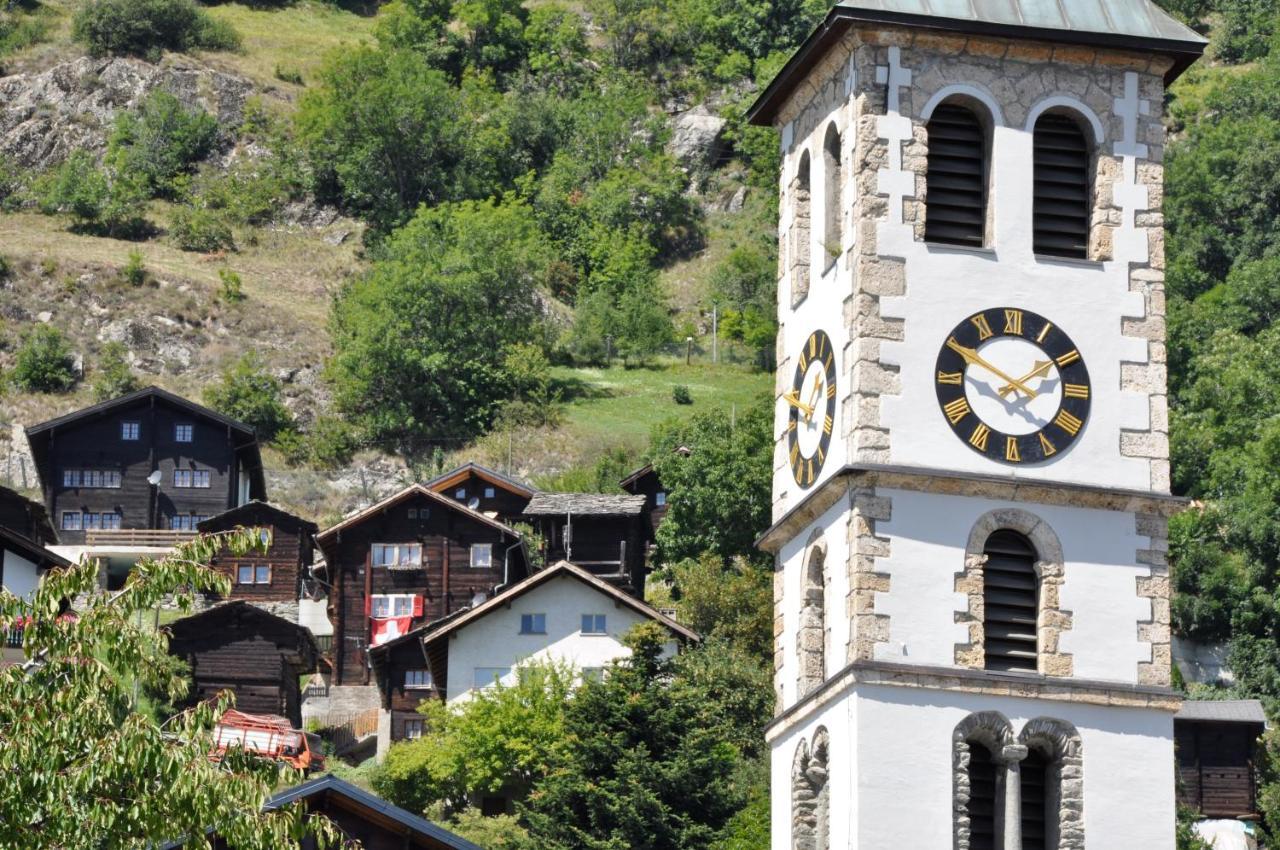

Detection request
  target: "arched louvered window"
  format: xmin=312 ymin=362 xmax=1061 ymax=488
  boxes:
xmin=823 ymin=124 xmax=842 ymax=268
xmin=966 ymin=742 xmax=998 ymax=850
xmin=1021 ymin=747 xmax=1050 ymax=850
xmin=1033 ymin=112 xmax=1091 ymax=258
xmin=791 ymin=151 xmax=813 ymax=302
xmin=925 ymin=103 xmax=987 ymax=247
xmin=983 ymin=529 xmax=1039 ymax=673
xmin=797 ymin=544 xmax=826 ymax=697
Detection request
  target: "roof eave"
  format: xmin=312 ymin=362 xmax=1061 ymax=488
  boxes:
xmin=747 ymin=7 xmax=1206 ymax=126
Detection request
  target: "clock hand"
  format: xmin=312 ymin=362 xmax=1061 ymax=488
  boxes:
xmin=782 ymin=390 xmax=815 ymax=418
xmin=946 ymin=340 xmax=1039 ymax=399
xmin=805 ymin=373 xmax=823 ymax=414
xmin=998 ymin=360 xmax=1054 ymax=399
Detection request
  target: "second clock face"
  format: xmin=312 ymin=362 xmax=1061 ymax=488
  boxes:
xmin=934 ymin=308 xmax=1091 ymax=465
xmin=786 ymin=329 xmax=837 ymax=488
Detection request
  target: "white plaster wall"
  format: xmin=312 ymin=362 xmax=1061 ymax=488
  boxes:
xmin=769 ymin=690 xmax=856 ymax=850
xmin=445 ymin=575 xmax=677 ymax=703
xmin=776 ymin=497 xmax=852 ymax=709
xmin=1 ymin=549 xmax=39 ymax=601
xmin=874 ymin=488 xmax=1151 ymax=682
xmin=299 ymin=598 xmax=333 ymax=635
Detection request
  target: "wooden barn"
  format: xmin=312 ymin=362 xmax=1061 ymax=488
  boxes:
xmin=425 ymin=462 xmax=537 ymax=525
xmin=167 ymin=601 xmax=318 ymax=727
xmin=521 ymin=493 xmax=648 ymax=597
xmin=197 ymin=501 xmax=317 ymax=607
xmin=25 ymin=386 xmax=266 ymax=546
xmin=161 ymin=775 xmax=481 ymax=850
xmin=316 ymin=484 xmax=529 ymax=686
xmin=1176 ymin=699 xmax=1266 ymax=819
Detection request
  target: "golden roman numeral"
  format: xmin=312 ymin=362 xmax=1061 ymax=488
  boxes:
xmin=1055 ymin=349 xmax=1080 ymax=367
xmin=798 ymin=350 xmax=808 ymax=371
xmin=943 ymin=397 xmax=970 ymax=425
xmin=1063 ymin=383 xmax=1090 ymax=399
xmin=969 ymin=423 xmax=990 ymax=451
xmin=1005 ymin=437 xmax=1021 ymax=463
xmin=1036 ymin=322 xmax=1053 ymax=344
xmin=807 ymin=459 xmax=814 ymax=483
xmin=1003 ymin=309 xmax=1023 ymax=336
xmin=824 ymin=352 xmax=834 ymax=371
xmin=1054 ymin=409 xmax=1083 ymax=436
xmin=790 ymin=442 xmax=800 ymax=464
xmin=817 ymin=445 xmax=825 ymax=465
xmin=823 ymin=415 xmax=833 ymax=435
xmin=826 ymin=382 xmax=836 ymax=399
xmin=971 ymin=314 xmax=994 ymax=341
xmin=787 ymin=419 xmax=797 ymax=432
xmin=937 ymin=371 xmax=963 ymax=385
xmin=809 ymin=334 xmax=818 ymax=359
xmin=1039 ymin=433 xmax=1057 ymax=457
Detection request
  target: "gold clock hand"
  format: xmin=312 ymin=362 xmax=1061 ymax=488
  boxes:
xmin=782 ymin=390 xmax=815 ymax=418
xmin=998 ymin=360 xmax=1054 ymax=398
xmin=946 ymin=339 xmax=1039 ymax=399
xmin=805 ymin=373 xmax=823 ymax=413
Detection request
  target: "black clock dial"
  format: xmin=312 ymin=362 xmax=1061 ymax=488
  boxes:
xmin=934 ymin=308 xmax=1090 ymax=465
xmin=785 ymin=330 xmax=838 ymax=488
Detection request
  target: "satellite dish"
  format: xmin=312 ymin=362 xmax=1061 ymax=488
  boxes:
xmin=146 ymin=470 xmax=162 ymax=486
xmin=467 ymin=497 xmax=481 ymax=510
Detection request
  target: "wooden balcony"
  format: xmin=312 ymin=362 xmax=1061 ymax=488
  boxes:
xmin=83 ymin=528 xmax=197 ymax=548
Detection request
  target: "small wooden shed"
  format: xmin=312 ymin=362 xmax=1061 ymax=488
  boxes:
xmin=167 ymin=601 xmax=318 ymax=727
xmin=1176 ymin=699 xmax=1266 ymax=819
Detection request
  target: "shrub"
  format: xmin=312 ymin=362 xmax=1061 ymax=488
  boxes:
xmin=91 ymin=341 xmax=139 ymax=401
xmin=202 ymin=353 xmax=293 ymax=439
xmin=217 ymin=267 xmax=244 ymax=303
xmin=107 ymin=91 xmax=218 ymax=199
xmin=0 ymin=254 xmax=10 ymax=282
xmin=40 ymin=151 xmax=149 ymax=237
xmin=302 ymin=415 xmax=357 ymax=469
xmin=12 ymin=325 xmax=76 ymax=393
xmin=73 ymin=0 xmax=239 ymax=59
xmin=169 ymin=206 xmax=233 ymax=252
xmin=122 ymin=249 xmax=147 ymax=286
xmin=273 ymin=64 xmax=303 ymax=86
xmin=672 ymin=384 xmax=692 ymax=405
xmin=0 ymin=156 xmax=28 ymax=211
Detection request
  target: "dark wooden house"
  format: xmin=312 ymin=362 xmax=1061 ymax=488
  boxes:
xmin=162 ymin=775 xmax=482 ymax=850
xmin=619 ymin=463 xmax=669 ymax=543
xmin=426 ymin=462 xmax=537 ymax=525
xmin=316 ymin=484 xmax=528 ymax=686
xmin=197 ymin=501 xmax=317 ymax=607
xmin=1176 ymin=699 xmax=1266 ymax=819
xmin=521 ymin=493 xmax=647 ymax=597
xmin=25 ymin=386 xmax=266 ymax=545
xmin=0 ymin=484 xmax=58 ymax=546
xmin=167 ymin=601 xmax=318 ymax=727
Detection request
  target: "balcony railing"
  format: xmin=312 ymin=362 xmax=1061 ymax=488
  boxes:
xmin=83 ymin=528 xmax=196 ymax=548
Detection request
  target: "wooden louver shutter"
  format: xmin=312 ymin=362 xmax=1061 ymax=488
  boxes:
xmin=983 ymin=530 xmax=1038 ymax=673
xmin=1033 ymin=113 xmax=1090 ymax=258
xmin=967 ymin=742 xmax=998 ymax=850
xmin=924 ymin=104 xmax=986 ymax=247
xmin=1021 ymin=748 xmax=1049 ymax=850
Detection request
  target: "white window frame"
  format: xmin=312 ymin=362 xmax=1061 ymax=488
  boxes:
xmin=405 ymin=669 xmax=433 ymax=689
xmin=371 ymin=593 xmax=416 ymax=619
xmin=192 ymin=469 xmax=211 ymax=488
xmin=101 ymin=513 xmax=122 ymax=530
xmin=372 ymin=543 xmax=423 ymax=568
xmin=174 ymin=469 xmax=193 ymax=488
xmin=484 ymin=486 xmax=496 ymax=498
xmin=175 ymin=423 xmax=194 ymax=443
xmin=236 ymin=565 xmax=255 ymax=585
xmin=581 ymin=614 xmax=607 ymax=635
xmin=470 ymin=543 xmax=493 ymax=569
xmin=403 ymin=718 xmax=424 ymax=740
xmin=520 ymin=613 xmax=546 ymax=634
xmin=121 ymin=421 xmax=140 ymax=441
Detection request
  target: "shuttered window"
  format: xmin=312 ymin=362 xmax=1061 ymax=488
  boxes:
xmin=925 ymin=104 xmax=987 ymax=247
xmin=1021 ymin=748 xmax=1049 ymax=850
xmin=983 ymin=530 xmax=1039 ymax=673
xmin=966 ymin=742 xmax=998 ymax=850
xmin=1033 ymin=113 xmax=1090 ymax=258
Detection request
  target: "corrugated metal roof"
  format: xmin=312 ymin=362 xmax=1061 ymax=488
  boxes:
xmin=1175 ymin=699 xmax=1267 ymax=724
xmin=832 ymin=0 xmax=1205 ymax=43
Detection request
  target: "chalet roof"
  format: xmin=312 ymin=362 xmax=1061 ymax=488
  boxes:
xmin=426 ymin=462 xmax=538 ymax=498
xmin=523 ymin=493 xmax=647 ymax=517
xmin=747 ymin=0 xmax=1206 ymax=125
xmin=1176 ymin=699 xmax=1267 ymax=725
xmin=371 ymin=559 xmax=699 ymax=655
xmin=0 ymin=483 xmax=57 ymax=545
xmin=167 ymin=601 xmax=319 ymax=662
xmin=0 ymin=525 xmax=72 ymax=570
xmin=619 ymin=446 xmax=689 ymax=491
xmin=197 ymin=500 xmax=318 ymax=534
xmin=316 ymin=483 xmax=523 ymax=542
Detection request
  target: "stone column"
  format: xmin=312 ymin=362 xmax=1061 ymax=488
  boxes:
xmin=999 ymin=743 xmax=1029 ymax=850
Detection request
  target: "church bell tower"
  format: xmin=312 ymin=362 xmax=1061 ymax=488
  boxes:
xmin=749 ymin=2 xmax=1205 ymax=847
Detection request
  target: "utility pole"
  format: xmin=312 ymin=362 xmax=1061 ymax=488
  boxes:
xmin=711 ymin=304 xmax=718 ymax=364
xmin=686 ymin=336 xmax=693 ymax=365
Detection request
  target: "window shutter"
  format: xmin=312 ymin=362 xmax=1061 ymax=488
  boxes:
xmin=413 ymin=595 xmax=424 ymax=617
xmin=925 ymin=104 xmax=986 ymax=247
xmin=983 ymin=530 xmax=1039 ymax=673
xmin=966 ymin=742 xmax=998 ymax=850
xmin=1033 ymin=113 xmax=1090 ymax=258
xmin=1021 ymin=748 xmax=1049 ymax=850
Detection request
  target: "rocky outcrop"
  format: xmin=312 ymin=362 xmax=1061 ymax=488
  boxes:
xmin=669 ymin=104 xmax=726 ymax=169
xmin=0 ymin=57 xmax=253 ymax=170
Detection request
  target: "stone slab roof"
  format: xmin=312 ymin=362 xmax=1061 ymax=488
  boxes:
xmin=1176 ymin=699 xmax=1267 ymax=725
xmin=523 ymin=493 xmax=648 ymax=516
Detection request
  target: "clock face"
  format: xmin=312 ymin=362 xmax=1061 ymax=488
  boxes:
xmin=934 ymin=308 xmax=1091 ymax=465
xmin=786 ymin=330 xmax=838 ymax=488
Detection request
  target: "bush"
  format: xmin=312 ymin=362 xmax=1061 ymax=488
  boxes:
xmin=40 ymin=151 xmax=149 ymax=237
xmin=672 ymin=384 xmax=692 ymax=405
xmin=202 ymin=353 xmax=293 ymax=439
xmin=0 ymin=156 xmax=28 ymax=211
xmin=91 ymin=341 xmax=139 ymax=401
xmin=217 ymin=268 xmax=244 ymax=303
xmin=169 ymin=206 xmax=233 ymax=253
xmin=273 ymin=64 xmax=303 ymax=86
xmin=12 ymin=325 xmax=76 ymax=393
xmin=0 ymin=254 xmax=10 ymax=282
xmin=122 ymin=249 xmax=147 ymax=286
xmin=72 ymin=0 xmax=240 ymax=59
xmin=107 ymin=91 xmax=218 ymax=199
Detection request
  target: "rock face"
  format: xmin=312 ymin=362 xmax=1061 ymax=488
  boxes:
xmin=670 ymin=104 xmax=727 ymax=168
xmin=0 ymin=57 xmax=253 ymax=170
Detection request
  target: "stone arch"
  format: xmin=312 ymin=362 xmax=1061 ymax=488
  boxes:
xmin=953 ymin=712 xmax=1015 ymax=850
xmin=1023 ymin=96 xmax=1104 ymax=146
xmin=797 ymin=532 xmax=827 ymax=698
xmin=1018 ymin=718 xmax=1085 ymax=850
xmin=921 ymin=83 xmax=1006 ymax=127
xmin=822 ymin=122 xmax=843 ymax=270
xmin=955 ymin=509 xmax=1072 ymax=676
xmin=922 ymin=89 xmax=998 ymax=248
xmin=792 ymin=728 xmax=831 ymax=850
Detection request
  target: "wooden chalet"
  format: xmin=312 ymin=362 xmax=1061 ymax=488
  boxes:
xmin=0 ymin=483 xmax=58 ymax=546
xmin=162 ymin=775 xmax=481 ymax=850
xmin=1176 ymin=699 xmax=1267 ymax=819
xmin=167 ymin=601 xmax=319 ymax=727
xmin=619 ymin=463 xmax=668 ymax=543
xmin=521 ymin=493 xmax=648 ymax=597
xmin=316 ymin=484 xmax=529 ymax=686
xmin=25 ymin=386 xmax=267 ymax=547
xmin=197 ymin=501 xmax=317 ymax=607
xmin=425 ymin=462 xmax=537 ymax=525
